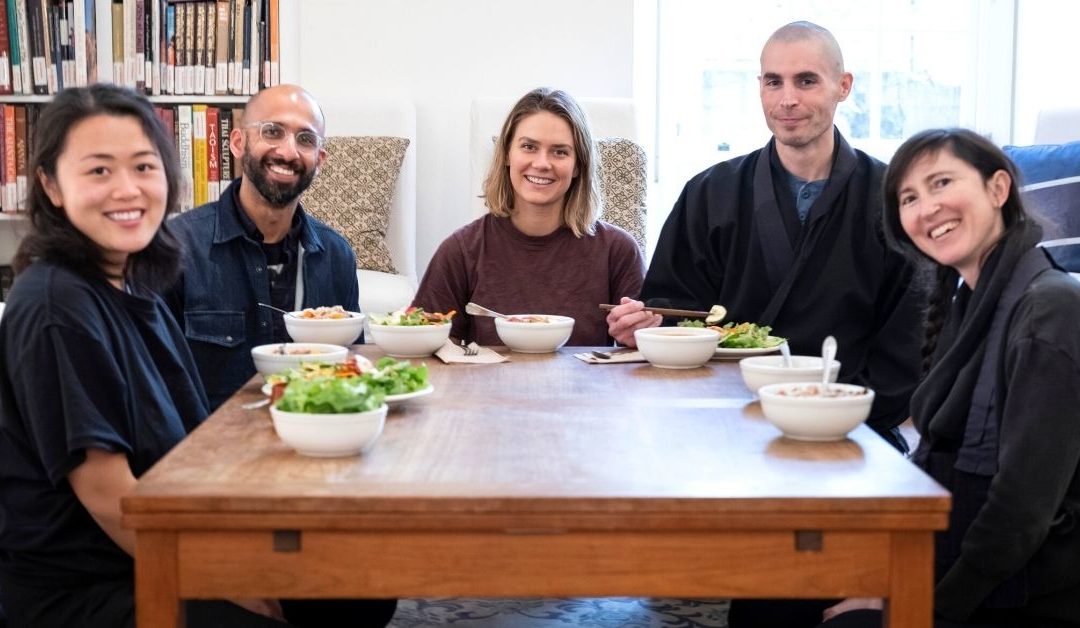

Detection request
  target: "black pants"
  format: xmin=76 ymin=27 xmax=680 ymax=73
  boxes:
xmin=0 ymin=576 xmax=397 ymax=628
xmin=727 ymin=598 xmax=1062 ymax=628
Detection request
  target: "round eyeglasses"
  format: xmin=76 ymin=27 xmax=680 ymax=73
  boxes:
xmin=245 ymin=121 xmax=324 ymax=153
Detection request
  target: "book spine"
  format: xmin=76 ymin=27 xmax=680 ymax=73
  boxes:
xmin=239 ymin=0 xmax=247 ymax=94
xmin=191 ymin=0 xmax=202 ymax=94
xmin=212 ymin=0 xmax=224 ymax=92
xmin=149 ymin=0 xmax=159 ymax=93
xmin=205 ymin=105 xmax=218 ymax=201
xmin=24 ymin=0 xmax=46 ymax=94
xmin=2 ymin=105 xmax=14 ymax=212
xmin=164 ymin=0 xmax=172 ymax=92
xmin=5 ymin=0 xmax=21 ymax=93
xmin=14 ymin=0 xmax=31 ymax=93
xmin=0 ymin=1 xmax=12 ymax=94
xmin=229 ymin=0 xmax=240 ymax=93
xmin=14 ymin=103 xmax=26 ymax=209
xmin=63 ymin=0 xmax=73 ymax=87
xmin=47 ymin=1 xmax=61 ymax=92
xmin=181 ymin=0 xmax=192 ymax=94
xmin=245 ymin=0 xmax=254 ymax=93
xmin=176 ymin=103 xmax=192 ymax=210
xmin=218 ymin=104 xmax=230 ymax=183
xmin=202 ymin=0 xmax=212 ymax=95
xmin=192 ymin=103 xmax=206 ymax=206
xmin=72 ymin=0 xmax=85 ymax=84
xmin=121 ymin=0 xmax=133 ymax=86
xmin=267 ymin=0 xmax=274 ymax=84
xmin=143 ymin=0 xmax=151 ymax=92
xmin=110 ymin=1 xmax=121 ymax=85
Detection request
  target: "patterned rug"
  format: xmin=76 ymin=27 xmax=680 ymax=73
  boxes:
xmin=390 ymin=598 xmax=729 ymax=627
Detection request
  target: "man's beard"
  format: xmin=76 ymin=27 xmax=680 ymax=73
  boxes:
xmin=243 ymin=152 xmax=316 ymax=208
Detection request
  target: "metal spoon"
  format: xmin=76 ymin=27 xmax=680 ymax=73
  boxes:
xmin=779 ymin=341 xmax=793 ymax=368
xmin=257 ymin=302 xmax=292 ymax=316
xmin=821 ymin=335 xmax=837 ymax=394
xmin=465 ymin=302 xmax=507 ymax=319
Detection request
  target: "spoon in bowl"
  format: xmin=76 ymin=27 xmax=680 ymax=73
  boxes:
xmin=779 ymin=340 xmax=793 ymax=368
xmin=821 ymin=335 xmax=837 ymax=394
xmin=257 ymin=302 xmax=292 ymax=317
xmin=465 ymin=302 xmax=507 ymax=319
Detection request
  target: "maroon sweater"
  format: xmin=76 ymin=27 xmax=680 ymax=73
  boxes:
xmin=413 ymin=215 xmax=645 ymax=346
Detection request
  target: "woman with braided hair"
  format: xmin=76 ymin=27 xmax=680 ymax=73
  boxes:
xmin=808 ymin=129 xmax=1080 ymax=628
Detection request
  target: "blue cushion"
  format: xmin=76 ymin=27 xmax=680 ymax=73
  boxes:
xmin=1002 ymin=141 xmax=1080 ymax=187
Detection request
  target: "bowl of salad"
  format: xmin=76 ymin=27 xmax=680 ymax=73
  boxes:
xmin=269 ymin=376 xmax=388 ymax=457
xmin=250 ymin=342 xmax=350 ymax=378
xmin=266 ymin=356 xmax=432 ymax=407
xmin=284 ymin=305 xmax=365 ymax=347
xmin=368 ymin=307 xmax=455 ymax=357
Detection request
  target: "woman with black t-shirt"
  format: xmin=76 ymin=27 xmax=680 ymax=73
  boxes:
xmin=0 ymin=86 xmax=395 ymax=627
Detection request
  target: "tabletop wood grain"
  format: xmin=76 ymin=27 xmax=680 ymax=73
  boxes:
xmin=125 ymin=346 xmax=948 ymax=531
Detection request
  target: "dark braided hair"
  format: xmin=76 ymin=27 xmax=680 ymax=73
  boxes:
xmin=881 ymin=128 xmax=1033 ymax=374
xmin=13 ymin=84 xmax=183 ymax=291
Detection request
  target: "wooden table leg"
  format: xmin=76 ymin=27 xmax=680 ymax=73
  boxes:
xmin=135 ymin=531 xmax=184 ymax=628
xmin=883 ymin=531 xmax=934 ymax=628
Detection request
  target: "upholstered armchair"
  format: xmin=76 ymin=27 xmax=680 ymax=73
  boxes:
xmin=301 ymin=100 xmax=418 ymax=337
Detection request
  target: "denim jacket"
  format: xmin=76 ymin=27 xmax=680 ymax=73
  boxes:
xmin=163 ymin=179 xmax=360 ymax=410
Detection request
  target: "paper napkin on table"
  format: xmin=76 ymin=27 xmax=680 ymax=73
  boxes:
xmin=434 ymin=340 xmax=509 ymax=364
xmin=572 ymin=350 xmax=646 ymax=364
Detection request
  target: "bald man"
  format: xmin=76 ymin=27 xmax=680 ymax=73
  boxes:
xmin=608 ymin=22 xmax=922 ymax=449
xmin=164 ymin=85 xmax=361 ymax=410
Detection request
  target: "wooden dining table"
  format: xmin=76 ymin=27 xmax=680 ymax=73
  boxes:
xmin=123 ymin=346 xmax=950 ymax=628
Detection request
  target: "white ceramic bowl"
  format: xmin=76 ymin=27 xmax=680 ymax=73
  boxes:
xmin=739 ymin=355 xmax=842 ymax=394
xmin=250 ymin=343 xmax=350 ymax=378
xmin=758 ymin=382 xmax=875 ymax=441
xmin=633 ymin=327 xmax=721 ymax=369
xmin=494 ymin=315 xmax=575 ymax=353
xmin=284 ymin=311 xmax=365 ymax=346
xmin=368 ymin=322 xmax=452 ymax=357
xmin=269 ymin=404 xmax=388 ymax=457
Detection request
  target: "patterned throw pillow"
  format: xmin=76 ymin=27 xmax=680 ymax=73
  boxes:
xmin=301 ymin=136 xmax=410 ymax=274
xmin=596 ymin=137 xmax=647 ymax=253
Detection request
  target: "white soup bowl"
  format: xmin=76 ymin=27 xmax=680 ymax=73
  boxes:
xmin=250 ymin=343 xmax=349 ymax=378
xmin=368 ymin=322 xmax=452 ymax=357
xmin=633 ymin=326 xmax=720 ymax=369
xmin=739 ymin=355 xmax=841 ymax=394
xmin=757 ymin=382 xmax=875 ymax=441
xmin=494 ymin=315 xmax=575 ymax=353
xmin=284 ymin=311 xmax=365 ymax=346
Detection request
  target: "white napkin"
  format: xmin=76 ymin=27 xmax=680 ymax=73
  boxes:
xmin=572 ymin=349 xmax=646 ymax=364
xmin=434 ymin=340 xmax=509 ymax=364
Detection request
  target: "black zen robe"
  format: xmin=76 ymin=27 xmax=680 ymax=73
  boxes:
xmin=642 ymin=130 xmax=923 ymax=437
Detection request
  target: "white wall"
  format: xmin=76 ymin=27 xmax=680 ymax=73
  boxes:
xmin=295 ymin=0 xmax=635 ymax=277
xmin=1013 ymin=0 xmax=1080 ymax=144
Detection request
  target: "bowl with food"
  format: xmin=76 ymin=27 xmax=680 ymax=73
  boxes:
xmin=757 ymin=382 xmax=875 ymax=441
xmin=367 ymin=307 xmax=454 ymax=357
xmin=283 ymin=305 xmax=365 ymax=347
xmin=678 ymin=320 xmax=786 ymax=358
xmin=266 ymin=356 xmax=433 ymax=408
xmin=269 ymin=377 xmax=387 ymax=457
xmin=494 ymin=314 xmax=575 ymax=353
xmin=739 ymin=355 xmax=841 ymax=394
xmin=250 ymin=343 xmax=350 ymax=378
xmin=633 ymin=326 xmax=721 ymax=369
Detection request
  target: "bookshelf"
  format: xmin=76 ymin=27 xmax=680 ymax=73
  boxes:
xmin=0 ymin=0 xmax=299 ymax=261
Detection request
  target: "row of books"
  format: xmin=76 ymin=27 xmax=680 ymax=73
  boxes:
xmin=0 ymin=0 xmax=280 ymax=96
xmin=0 ymin=102 xmax=242 ymax=213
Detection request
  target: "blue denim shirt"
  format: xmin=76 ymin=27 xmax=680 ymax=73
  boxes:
xmin=163 ymin=179 xmax=360 ymax=410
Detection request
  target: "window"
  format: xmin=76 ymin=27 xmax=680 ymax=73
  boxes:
xmin=644 ymin=0 xmax=1015 ymax=256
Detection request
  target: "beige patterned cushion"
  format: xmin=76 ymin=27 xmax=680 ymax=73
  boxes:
xmin=301 ymin=136 xmax=410 ymax=274
xmin=597 ymin=137 xmax=647 ymax=252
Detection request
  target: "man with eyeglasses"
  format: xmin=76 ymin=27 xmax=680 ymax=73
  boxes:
xmin=163 ymin=85 xmax=365 ymax=415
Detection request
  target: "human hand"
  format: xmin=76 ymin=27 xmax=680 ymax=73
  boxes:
xmin=822 ymin=597 xmax=883 ymax=622
xmin=606 ymin=297 xmax=663 ymax=347
xmin=230 ymin=597 xmax=286 ymax=621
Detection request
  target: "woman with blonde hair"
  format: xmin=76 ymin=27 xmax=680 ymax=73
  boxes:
xmin=413 ymin=87 xmax=644 ymax=345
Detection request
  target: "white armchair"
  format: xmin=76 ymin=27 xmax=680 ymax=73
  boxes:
xmin=309 ymin=100 xmax=418 ymax=327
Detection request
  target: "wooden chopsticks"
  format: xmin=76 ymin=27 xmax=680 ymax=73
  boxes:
xmin=598 ymin=304 xmax=712 ymax=318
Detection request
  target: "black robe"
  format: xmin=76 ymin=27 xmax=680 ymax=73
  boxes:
xmin=643 ymin=130 xmax=922 ymax=435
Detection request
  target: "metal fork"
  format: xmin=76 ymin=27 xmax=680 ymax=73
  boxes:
xmin=460 ymin=339 xmax=480 ymax=356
